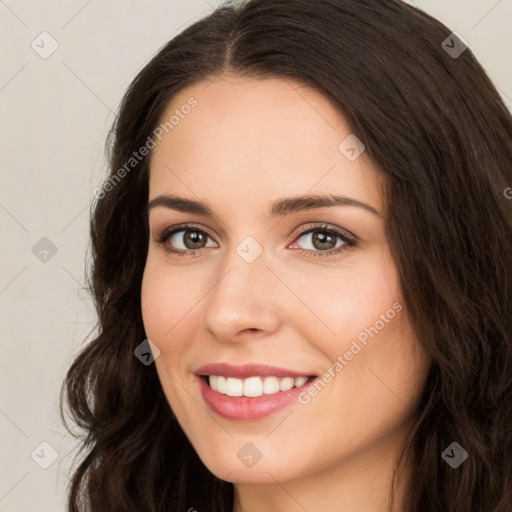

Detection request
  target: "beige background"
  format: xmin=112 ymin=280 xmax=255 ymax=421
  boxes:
xmin=0 ymin=1 xmax=510 ymax=510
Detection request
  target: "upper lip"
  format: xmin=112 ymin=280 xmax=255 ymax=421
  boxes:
xmin=195 ymin=363 xmax=316 ymax=379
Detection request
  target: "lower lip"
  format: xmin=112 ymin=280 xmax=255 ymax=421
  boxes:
xmin=198 ymin=377 xmax=316 ymax=420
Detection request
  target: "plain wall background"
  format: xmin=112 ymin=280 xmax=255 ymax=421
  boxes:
xmin=1 ymin=1 xmax=511 ymax=510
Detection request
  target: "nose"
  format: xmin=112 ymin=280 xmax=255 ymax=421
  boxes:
xmin=202 ymin=246 xmax=282 ymax=342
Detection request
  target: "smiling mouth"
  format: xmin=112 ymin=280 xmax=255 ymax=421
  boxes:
xmin=201 ymin=375 xmax=317 ymax=397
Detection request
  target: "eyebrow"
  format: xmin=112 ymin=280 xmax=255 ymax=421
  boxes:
xmin=146 ymin=193 xmax=381 ymax=219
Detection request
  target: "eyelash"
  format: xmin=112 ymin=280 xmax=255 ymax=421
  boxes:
xmin=154 ymin=222 xmax=358 ymax=259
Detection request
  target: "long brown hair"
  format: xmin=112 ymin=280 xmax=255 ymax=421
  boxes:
xmin=60 ymin=0 xmax=512 ymax=510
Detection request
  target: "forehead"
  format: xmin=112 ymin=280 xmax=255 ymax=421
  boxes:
xmin=148 ymin=75 xmax=383 ymax=212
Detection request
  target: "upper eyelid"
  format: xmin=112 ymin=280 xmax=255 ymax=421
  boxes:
xmin=291 ymin=223 xmax=355 ymax=240
xmin=157 ymin=223 xmax=216 ymax=242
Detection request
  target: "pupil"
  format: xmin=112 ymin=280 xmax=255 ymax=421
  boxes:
xmin=185 ymin=231 xmax=205 ymax=249
xmin=314 ymin=231 xmax=335 ymax=250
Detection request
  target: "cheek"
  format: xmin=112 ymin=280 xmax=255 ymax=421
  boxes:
xmin=290 ymin=245 xmax=401 ymax=354
xmin=141 ymin=268 xmax=168 ymax=343
xmin=140 ymin=262 xmax=200 ymax=416
xmin=290 ymin=245 xmax=430 ymax=422
xmin=303 ymin=263 xmax=429 ymax=454
xmin=140 ymin=260 xmax=200 ymax=345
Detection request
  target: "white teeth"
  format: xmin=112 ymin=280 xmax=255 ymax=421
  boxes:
xmin=216 ymin=375 xmax=226 ymax=394
xmin=243 ymin=376 xmax=263 ymax=397
xmin=225 ymin=377 xmax=243 ymax=396
xmin=279 ymin=377 xmax=295 ymax=391
xmin=263 ymin=376 xmax=280 ymax=394
xmin=294 ymin=376 xmax=308 ymax=387
xmin=208 ymin=375 xmax=311 ymax=397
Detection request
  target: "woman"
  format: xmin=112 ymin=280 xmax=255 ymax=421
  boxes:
xmin=60 ymin=0 xmax=512 ymax=510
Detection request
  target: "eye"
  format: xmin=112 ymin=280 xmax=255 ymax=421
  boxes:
xmin=155 ymin=223 xmax=217 ymax=257
xmin=153 ymin=222 xmax=357 ymax=258
xmin=289 ymin=223 xmax=357 ymax=257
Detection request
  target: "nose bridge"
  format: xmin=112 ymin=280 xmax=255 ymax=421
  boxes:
xmin=202 ymin=237 xmax=281 ymax=339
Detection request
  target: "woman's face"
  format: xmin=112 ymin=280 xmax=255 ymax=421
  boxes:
xmin=141 ymin=75 xmax=431 ymax=487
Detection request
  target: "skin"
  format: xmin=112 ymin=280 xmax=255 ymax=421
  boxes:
xmin=141 ymin=75 xmax=432 ymax=512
